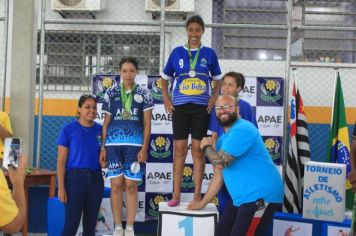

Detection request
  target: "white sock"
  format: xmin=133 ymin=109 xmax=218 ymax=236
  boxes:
xmin=126 ymin=224 xmax=134 ymax=230
xmin=115 ymin=224 xmax=123 ymax=230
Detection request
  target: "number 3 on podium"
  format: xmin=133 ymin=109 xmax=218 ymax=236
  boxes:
xmin=179 ymin=216 xmax=193 ymax=236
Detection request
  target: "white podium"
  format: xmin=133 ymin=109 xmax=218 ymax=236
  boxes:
xmin=158 ymin=202 xmax=218 ymax=236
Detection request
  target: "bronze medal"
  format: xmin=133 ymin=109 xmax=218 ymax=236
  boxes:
xmin=122 ymin=111 xmax=131 ymax=120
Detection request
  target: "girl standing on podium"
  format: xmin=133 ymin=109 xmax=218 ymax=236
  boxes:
xmin=161 ymin=15 xmax=222 ymax=207
xmin=100 ymin=57 xmax=154 ymax=236
xmin=57 ymin=94 xmax=104 ymax=236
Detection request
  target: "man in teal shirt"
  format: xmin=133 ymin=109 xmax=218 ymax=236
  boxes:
xmin=188 ymin=95 xmax=283 ymax=236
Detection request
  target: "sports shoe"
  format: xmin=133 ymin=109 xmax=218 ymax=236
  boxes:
xmin=113 ymin=227 xmax=124 ymax=236
xmin=124 ymin=228 xmax=135 ymax=236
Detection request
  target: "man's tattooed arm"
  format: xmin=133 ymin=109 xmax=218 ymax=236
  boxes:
xmin=203 ymin=145 xmax=235 ymax=168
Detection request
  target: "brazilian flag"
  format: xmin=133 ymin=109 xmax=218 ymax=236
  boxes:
xmin=326 ymin=73 xmax=352 ymax=209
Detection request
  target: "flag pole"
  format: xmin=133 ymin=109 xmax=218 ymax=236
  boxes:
xmin=292 ymin=67 xmax=297 ymax=91
xmin=330 ymin=68 xmax=339 ymax=129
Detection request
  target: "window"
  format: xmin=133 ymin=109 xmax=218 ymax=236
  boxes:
xmin=37 ymin=31 xmax=160 ymax=91
xmin=213 ymin=0 xmax=356 ymax=63
xmin=212 ymin=0 xmax=288 ymax=61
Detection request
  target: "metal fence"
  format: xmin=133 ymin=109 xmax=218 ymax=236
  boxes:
xmin=1 ymin=0 xmax=356 ymax=169
xmin=0 ymin=0 xmax=7 ymax=110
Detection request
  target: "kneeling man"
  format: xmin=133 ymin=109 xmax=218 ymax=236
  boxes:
xmin=188 ymin=94 xmax=284 ymax=236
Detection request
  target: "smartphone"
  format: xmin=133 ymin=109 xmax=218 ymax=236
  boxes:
xmin=2 ymin=137 xmax=21 ymax=169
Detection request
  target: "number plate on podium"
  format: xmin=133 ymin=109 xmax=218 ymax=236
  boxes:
xmin=158 ymin=202 xmax=218 ymax=236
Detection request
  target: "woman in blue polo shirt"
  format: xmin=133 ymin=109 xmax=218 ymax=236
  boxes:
xmin=57 ymin=94 xmax=104 ymax=236
xmin=161 ymin=15 xmax=222 ymax=207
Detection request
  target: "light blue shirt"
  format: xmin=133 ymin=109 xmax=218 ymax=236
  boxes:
xmin=216 ymin=119 xmax=283 ymax=206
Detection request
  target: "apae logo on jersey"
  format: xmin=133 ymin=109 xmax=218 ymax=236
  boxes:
xmin=260 ymin=80 xmax=282 ymax=103
xmin=200 ymin=58 xmax=207 ymax=67
xmin=134 ymin=94 xmax=143 ymax=103
xmin=149 ymin=136 xmax=171 ymax=160
xmin=264 ymin=138 xmax=280 ymax=161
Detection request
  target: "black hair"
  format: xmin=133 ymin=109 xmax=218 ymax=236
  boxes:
xmin=78 ymin=94 xmax=96 ymax=108
xmin=222 ymin=71 xmax=245 ymax=89
xmin=119 ymin=56 xmax=139 ymax=70
xmin=186 ymin=15 xmax=205 ymax=32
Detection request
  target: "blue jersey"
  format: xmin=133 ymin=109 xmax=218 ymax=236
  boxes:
xmin=162 ymin=45 xmax=222 ymax=106
xmin=102 ymin=84 xmax=154 ymax=146
xmin=216 ymin=119 xmax=284 ymax=206
xmin=209 ymin=98 xmax=257 ymax=136
xmin=57 ymin=121 xmax=102 ymax=171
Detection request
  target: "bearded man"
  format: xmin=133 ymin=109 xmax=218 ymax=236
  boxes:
xmin=188 ymin=94 xmax=284 ymax=236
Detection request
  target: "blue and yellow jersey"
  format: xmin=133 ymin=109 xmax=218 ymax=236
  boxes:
xmin=162 ymin=45 xmax=222 ymax=106
xmin=102 ymin=84 xmax=154 ymax=146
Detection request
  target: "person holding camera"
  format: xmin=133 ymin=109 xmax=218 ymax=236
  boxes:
xmin=0 ymin=111 xmax=13 ymax=166
xmin=0 ymin=155 xmax=27 ymax=234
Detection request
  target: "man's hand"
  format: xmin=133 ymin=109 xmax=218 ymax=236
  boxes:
xmin=187 ymin=200 xmax=206 ymax=210
xmin=200 ymin=137 xmax=213 ymax=150
xmin=348 ymin=170 xmax=356 ymax=192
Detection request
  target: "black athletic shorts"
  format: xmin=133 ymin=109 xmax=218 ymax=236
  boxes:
xmin=172 ymin=103 xmax=210 ymax=140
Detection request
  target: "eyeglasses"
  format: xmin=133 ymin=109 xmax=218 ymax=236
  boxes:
xmin=215 ymin=105 xmax=236 ymax=111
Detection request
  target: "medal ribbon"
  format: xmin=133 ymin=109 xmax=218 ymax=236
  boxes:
xmin=121 ymin=83 xmax=137 ymax=112
xmin=187 ymin=43 xmax=201 ymax=71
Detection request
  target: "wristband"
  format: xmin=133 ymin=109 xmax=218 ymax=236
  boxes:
xmin=101 ymin=146 xmax=106 ymax=150
xmin=202 ymin=145 xmax=212 ymax=153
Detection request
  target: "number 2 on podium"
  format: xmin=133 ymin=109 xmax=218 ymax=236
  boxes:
xmin=179 ymin=216 xmax=193 ymax=236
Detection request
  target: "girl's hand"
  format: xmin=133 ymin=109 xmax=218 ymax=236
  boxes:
xmin=137 ymin=149 xmax=148 ymax=163
xmin=58 ymin=187 xmax=67 ymax=203
xmin=207 ymin=94 xmax=218 ymax=113
xmin=99 ymin=148 xmax=107 ymax=168
xmin=163 ymin=97 xmax=174 ymax=114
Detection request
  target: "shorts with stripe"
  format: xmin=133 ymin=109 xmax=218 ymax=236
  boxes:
xmin=105 ymin=145 xmax=144 ymax=181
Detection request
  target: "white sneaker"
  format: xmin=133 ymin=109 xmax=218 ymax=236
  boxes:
xmin=113 ymin=227 xmax=124 ymax=236
xmin=124 ymin=228 xmax=135 ymax=236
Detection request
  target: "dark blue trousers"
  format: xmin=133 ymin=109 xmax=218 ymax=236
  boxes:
xmin=215 ymin=199 xmax=281 ymax=236
xmin=217 ymin=184 xmax=231 ymax=214
xmin=62 ymin=169 xmax=104 ymax=236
